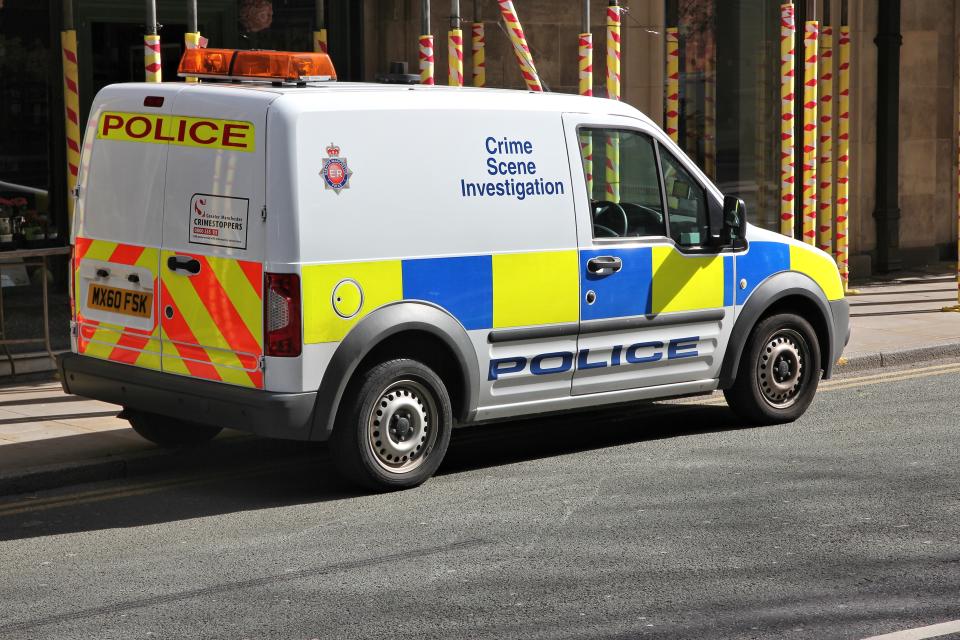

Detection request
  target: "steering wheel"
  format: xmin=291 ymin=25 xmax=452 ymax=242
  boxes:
xmin=593 ymin=200 xmax=628 ymax=237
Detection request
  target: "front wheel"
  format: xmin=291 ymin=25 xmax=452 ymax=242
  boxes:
xmin=724 ymin=313 xmax=822 ymax=425
xmin=330 ymin=358 xmax=453 ymax=491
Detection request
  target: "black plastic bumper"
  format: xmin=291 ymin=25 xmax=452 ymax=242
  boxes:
xmin=58 ymin=353 xmax=319 ymax=441
xmin=830 ymin=298 xmax=851 ymax=365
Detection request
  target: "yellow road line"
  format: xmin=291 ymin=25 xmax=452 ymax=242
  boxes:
xmin=0 ymin=466 xmax=276 ymax=517
xmin=673 ymin=362 xmax=960 ymax=407
xmin=826 ymin=361 xmax=960 ymax=387
xmin=2 ymin=362 xmax=959 ymax=517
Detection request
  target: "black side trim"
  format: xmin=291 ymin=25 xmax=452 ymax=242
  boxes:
xmin=579 ymin=308 xmax=725 ymax=335
xmin=312 ymin=301 xmax=480 ymax=441
xmin=58 ymin=353 xmax=318 ymax=440
xmin=487 ymin=322 xmax=579 ymax=344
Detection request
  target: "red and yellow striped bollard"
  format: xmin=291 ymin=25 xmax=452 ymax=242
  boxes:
xmin=472 ymin=22 xmax=485 ymax=87
xmin=836 ymin=25 xmax=851 ymax=287
xmin=313 ymin=28 xmax=328 ymax=54
xmin=448 ymin=28 xmax=464 ymax=86
xmin=496 ymin=0 xmax=542 ymax=91
xmin=61 ymin=29 xmax=81 ymax=223
xmin=579 ymin=32 xmax=593 ymax=97
xmin=665 ymin=27 xmax=680 ymax=144
xmin=184 ymin=32 xmax=202 ymax=83
xmin=144 ymin=33 xmax=162 ymax=83
xmin=605 ymin=2 xmax=621 ymax=203
xmin=579 ymin=32 xmax=593 ymax=196
xmin=419 ymin=35 xmax=435 ymax=85
xmin=801 ymin=20 xmax=819 ymax=245
xmin=818 ymin=26 xmax=834 ymax=254
xmin=780 ymin=3 xmax=797 ymax=238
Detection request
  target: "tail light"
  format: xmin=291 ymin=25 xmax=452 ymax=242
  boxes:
xmin=68 ymin=246 xmax=76 ymax=319
xmin=265 ymin=273 xmax=302 ymax=357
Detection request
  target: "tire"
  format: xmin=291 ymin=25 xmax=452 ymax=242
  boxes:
xmin=125 ymin=410 xmax=223 ymax=448
xmin=723 ymin=313 xmax=822 ymax=425
xmin=330 ymin=358 xmax=453 ymax=491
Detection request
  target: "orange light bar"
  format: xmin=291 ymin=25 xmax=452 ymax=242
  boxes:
xmin=178 ymin=48 xmax=234 ymax=76
xmin=233 ymin=51 xmax=336 ymax=81
xmin=177 ymin=48 xmax=337 ymax=82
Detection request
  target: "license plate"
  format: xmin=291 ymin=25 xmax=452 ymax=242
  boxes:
xmin=87 ymin=283 xmax=153 ymax=319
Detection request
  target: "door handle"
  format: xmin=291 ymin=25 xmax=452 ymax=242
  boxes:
xmin=167 ymin=255 xmax=201 ymax=275
xmin=587 ymin=256 xmax=623 ymax=275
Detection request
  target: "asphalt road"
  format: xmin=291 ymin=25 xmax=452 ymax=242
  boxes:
xmin=1 ymin=362 xmax=959 ymax=640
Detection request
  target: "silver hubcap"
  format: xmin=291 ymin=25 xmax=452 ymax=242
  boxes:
xmin=757 ymin=330 xmax=805 ymax=408
xmin=367 ymin=379 xmax=437 ymax=474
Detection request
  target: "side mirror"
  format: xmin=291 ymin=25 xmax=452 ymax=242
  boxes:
xmin=722 ymin=196 xmax=748 ymax=242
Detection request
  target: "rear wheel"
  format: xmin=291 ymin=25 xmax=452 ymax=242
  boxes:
xmin=724 ymin=313 xmax=821 ymax=425
xmin=330 ymin=358 xmax=452 ymax=491
xmin=125 ymin=410 xmax=222 ymax=448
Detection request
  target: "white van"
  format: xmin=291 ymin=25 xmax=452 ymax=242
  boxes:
xmin=59 ymin=49 xmax=849 ymax=490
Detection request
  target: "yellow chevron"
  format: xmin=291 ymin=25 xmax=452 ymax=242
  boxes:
xmin=206 ymin=256 xmax=262 ymax=347
xmin=160 ymin=255 xmax=255 ymax=387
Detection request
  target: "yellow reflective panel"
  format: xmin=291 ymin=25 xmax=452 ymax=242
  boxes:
xmin=302 ymin=260 xmax=403 ymax=344
xmin=790 ymin=245 xmax=844 ymax=301
xmin=492 ymin=250 xmax=579 ymax=328
xmin=651 ymin=246 xmax=724 ymax=314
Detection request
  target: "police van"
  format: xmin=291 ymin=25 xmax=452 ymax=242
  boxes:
xmin=58 ymin=48 xmax=850 ymax=490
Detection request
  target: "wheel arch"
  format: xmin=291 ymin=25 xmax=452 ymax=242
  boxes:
xmin=309 ymin=301 xmax=480 ymax=441
xmin=720 ymin=271 xmax=836 ymax=389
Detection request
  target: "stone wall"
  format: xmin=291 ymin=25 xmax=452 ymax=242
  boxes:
xmin=897 ymin=0 xmax=956 ymax=263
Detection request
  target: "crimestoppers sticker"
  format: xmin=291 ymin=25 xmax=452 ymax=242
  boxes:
xmin=189 ymin=193 xmax=249 ymax=250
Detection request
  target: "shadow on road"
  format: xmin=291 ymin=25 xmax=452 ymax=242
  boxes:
xmin=0 ymin=400 xmax=741 ymax=541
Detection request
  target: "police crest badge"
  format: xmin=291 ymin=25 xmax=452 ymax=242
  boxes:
xmin=320 ymin=143 xmax=352 ymax=193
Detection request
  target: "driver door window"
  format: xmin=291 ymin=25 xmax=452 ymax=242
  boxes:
xmin=578 ymin=128 xmax=665 ymax=239
xmin=658 ymin=149 xmax=709 ymax=248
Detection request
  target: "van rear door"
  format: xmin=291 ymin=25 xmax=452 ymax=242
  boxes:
xmin=158 ymin=87 xmax=270 ymax=389
xmin=73 ymin=86 xmax=184 ymax=371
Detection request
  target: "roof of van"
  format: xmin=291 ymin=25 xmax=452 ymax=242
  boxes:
xmin=107 ymin=81 xmax=654 ymax=125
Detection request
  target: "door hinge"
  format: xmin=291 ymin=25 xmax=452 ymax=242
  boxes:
xmin=71 ymin=186 xmax=81 ymax=199
xmin=260 ymin=205 xmax=267 ymax=222
xmin=258 ymin=355 xmax=266 ymax=371
xmin=70 ymin=321 xmax=78 ymax=337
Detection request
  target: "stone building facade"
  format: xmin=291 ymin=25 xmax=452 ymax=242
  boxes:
xmin=365 ymin=0 xmax=959 ymax=276
xmin=2 ymin=0 xmax=956 ymax=277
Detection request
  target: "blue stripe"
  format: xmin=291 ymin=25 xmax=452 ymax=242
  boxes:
xmin=735 ymin=241 xmax=790 ymax=305
xmin=723 ymin=255 xmax=734 ymax=307
xmin=401 ymin=255 xmax=493 ymax=330
xmin=579 ymin=247 xmax=653 ymax=320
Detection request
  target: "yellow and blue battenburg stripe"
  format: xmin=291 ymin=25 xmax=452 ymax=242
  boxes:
xmin=578 ymin=247 xmax=734 ymax=320
xmin=301 ymin=243 xmax=842 ymax=344
xmin=735 ymin=241 xmax=844 ymax=304
xmin=302 ymin=251 xmax=580 ymax=343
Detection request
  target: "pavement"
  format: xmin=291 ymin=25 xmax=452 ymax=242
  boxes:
xmin=1 ymin=361 xmax=960 ymax=639
xmin=0 ymin=264 xmax=958 ymax=496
